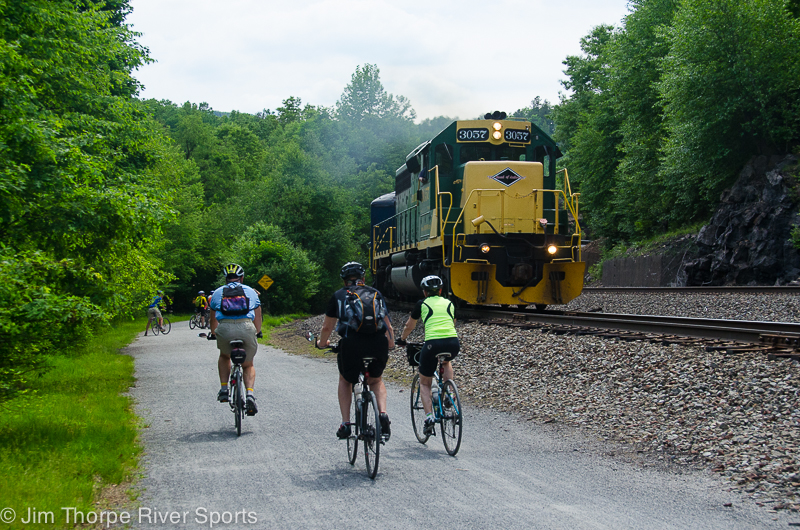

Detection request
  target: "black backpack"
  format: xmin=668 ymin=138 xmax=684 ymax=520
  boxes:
xmin=342 ymin=285 xmax=386 ymax=334
xmin=220 ymin=284 xmax=250 ymax=316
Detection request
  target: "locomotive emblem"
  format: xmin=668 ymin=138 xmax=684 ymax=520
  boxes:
xmin=489 ymin=167 xmax=524 ymax=187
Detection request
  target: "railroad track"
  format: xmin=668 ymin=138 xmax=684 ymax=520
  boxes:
xmin=383 ymin=299 xmax=800 ymax=361
xmin=582 ymin=286 xmax=800 ymax=294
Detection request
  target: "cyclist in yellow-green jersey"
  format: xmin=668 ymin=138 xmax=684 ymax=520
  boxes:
xmin=397 ymin=275 xmax=460 ymax=435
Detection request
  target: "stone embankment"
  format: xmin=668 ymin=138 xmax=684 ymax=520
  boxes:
xmin=284 ymin=291 xmax=800 ymax=515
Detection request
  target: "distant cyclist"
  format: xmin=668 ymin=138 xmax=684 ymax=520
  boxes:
xmin=397 ymin=275 xmax=459 ymax=435
xmin=208 ymin=264 xmax=263 ymax=415
xmin=315 ymin=262 xmax=395 ymax=440
xmin=193 ymin=290 xmax=209 ymax=328
xmin=145 ymin=290 xmax=168 ymax=336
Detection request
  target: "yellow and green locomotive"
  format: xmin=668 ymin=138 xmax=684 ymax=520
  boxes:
xmin=370 ymin=111 xmax=585 ymax=308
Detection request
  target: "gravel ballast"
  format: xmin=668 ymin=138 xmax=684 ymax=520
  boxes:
xmin=278 ymin=291 xmax=800 ymax=515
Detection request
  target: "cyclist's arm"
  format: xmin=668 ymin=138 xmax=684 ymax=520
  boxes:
xmin=317 ymin=315 xmax=337 ymax=349
xmin=254 ymin=306 xmax=262 ymax=334
xmin=210 ymin=311 xmax=218 ymax=334
xmin=399 ymin=316 xmax=418 ymax=342
xmin=383 ymin=316 xmax=395 ymax=349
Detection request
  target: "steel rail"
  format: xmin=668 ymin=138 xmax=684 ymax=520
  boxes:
xmin=582 ymin=286 xmax=800 ymax=294
xmin=454 ymin=307 xmax=800 ymax=344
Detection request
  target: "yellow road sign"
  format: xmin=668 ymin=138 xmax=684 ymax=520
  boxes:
xmin=257 ymin=275 xmax=274 ymax=291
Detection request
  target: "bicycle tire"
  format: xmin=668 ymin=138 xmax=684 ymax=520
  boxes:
xmin=363 ymin=391 xmax=380 ymax=479
xmin=161 ymin=316 xmax=171 ymax=335
xmin=440 ymin=379 xmax=463 ymax=456
xmin=150 ymin=319 xmax=160 ymax=336
xmin=189 ymin=315 xmax=197 ymax=330
xmin=410 ymin=374 xmax=430 ymax=444
xmin=347 ymin=389 xmax=359 ymax=465
xmin=232 ymin=369 xmax=243 ymax=436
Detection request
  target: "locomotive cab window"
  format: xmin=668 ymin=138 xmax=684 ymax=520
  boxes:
xmin=435 ymin=143 xmax=453 ymax=177
xmin=459 ymin=145 xmax=492 ymax=164
xmin=459 ymin=145 xmax=527 ymax=164
xmin=497 ymin=146 xmax=527 ymax=162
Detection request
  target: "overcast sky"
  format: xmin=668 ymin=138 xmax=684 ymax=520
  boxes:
xmin=127 ymin=0 xmax=631 ymax=122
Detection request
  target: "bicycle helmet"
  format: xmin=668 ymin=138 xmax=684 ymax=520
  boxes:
xmin=340 ymin=261 xmax=365 ymax=280
xmin=224 ymin=263 xmax=244 ymax=278
xmin=420 ymin=275 xmax=443 ymax=293
xmin=198 ymin=290 xmax=205 ymax=295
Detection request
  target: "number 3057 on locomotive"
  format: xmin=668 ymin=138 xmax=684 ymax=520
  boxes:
xmin=370 ymin=111 xmax=585 ymax=309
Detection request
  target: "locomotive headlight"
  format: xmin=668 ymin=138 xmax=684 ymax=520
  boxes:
xmin=480 ymin=243 xmax=491 ymax=254
xmin=493 ymin=122 xmax=502 ymax=131
xmin=547 ymin=244 xmax=558 ymax=255
xmin=492 ymin=131 xmax=502 ymax=140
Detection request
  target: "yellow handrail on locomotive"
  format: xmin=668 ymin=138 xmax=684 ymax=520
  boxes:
xmin=446 ymin=184 xmax=582 ymax=267
xmin=432 ymin=166 xmax=454 ymax=268
xmin=370 ymin=224 xmax=395 ymax=274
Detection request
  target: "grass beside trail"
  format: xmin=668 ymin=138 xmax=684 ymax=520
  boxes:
xmin=259 ymin=313 xmax=308 ymax=343
xmin=0 ymin=319 xmax=145 ymax=529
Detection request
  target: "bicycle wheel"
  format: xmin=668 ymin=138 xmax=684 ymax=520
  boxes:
xmin=232 ymin=371 xmax=243 ymax=436
xmin=440 ymin=379 xmax=463 ymax=456
xmin=410 ymin=374 xmax=430 ymax=444
xmin=161 ymin=317 xmax=171 ymax=335
xmin=363 ymin=391 xmax=381 ymax=479
xmin=189 ymin=314 xmax=197 ymax=330
xmin=347 ymin=390 xmax=359 ymax=465
xmin=150 ymin=319 xmax=160 ymax=336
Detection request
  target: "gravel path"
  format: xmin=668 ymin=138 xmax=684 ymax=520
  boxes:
xmin=282 ymin=292 xmax=800 ymax=521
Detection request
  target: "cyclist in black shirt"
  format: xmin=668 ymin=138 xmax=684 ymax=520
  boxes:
xmin=316 ymin=262 xmax=396 ymax=440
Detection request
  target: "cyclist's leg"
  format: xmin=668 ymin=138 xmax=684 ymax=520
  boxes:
xmin=363 ymin=333 xmax=390 ymax=414
xmin=417 ymin=373 xmax=434 ymax=415
xmin=439 ymin=337 xmax=460 ymax=381
xmin=417 ymin=342 xmax=439 ymax=415
xmin=336 ymin=337 xmax=359 ymax=424
xmin=338 ymin=374 xmax=353 ymax=424
xmin=366 ymin=376 xmax=387 ymax=414
xmin=217 ymin=353 xmax=231 ymax=384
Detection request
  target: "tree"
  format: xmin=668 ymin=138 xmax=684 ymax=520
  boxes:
xmin=226 ymin=223 xmax=320 ymax=314
xmin=513 ymin=97 xmax=556 ymax=136
xmin=607 ymin=0 xmax=679 ymax=237
xmin=657 ymin=0 xmax=800 ymax=223
xmin=336 ymin=64 xmax=416 ymax=122
xmin=0 ymin=0 xmax=179 ymax=400
xmin=552 ymin=25 xmax=625 ymax=240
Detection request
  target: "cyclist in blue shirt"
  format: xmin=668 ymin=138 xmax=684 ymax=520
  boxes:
xmin=144 ymin=290 xmax=168 ymax=336
xmin=208 ymin=264 xmax=263 ymax=415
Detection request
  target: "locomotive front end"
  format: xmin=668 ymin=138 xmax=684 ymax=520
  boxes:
xmin=448 ymin=159 xmax=585 ymax=306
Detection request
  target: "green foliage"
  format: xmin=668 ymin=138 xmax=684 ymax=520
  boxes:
xmin=513 ymin=97 xmax=556 ymax=136
xmin=336 ymin=64 xmax=416 ymax=122
xmin=658 ymin=0 xmax=800 ymax=223
xmin=226 ymin=223 xmax=320 ymax=314
xmin=554 ymin=0 xmax=800 ymax=243
xmin=0 ymin=0 xmax=180 ymax=401
xmin=553 ymin=24 xmax=625 ymax=240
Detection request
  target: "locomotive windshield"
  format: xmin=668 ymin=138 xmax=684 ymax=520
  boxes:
xmin=459 ymin=145 xmax=527 ymax=164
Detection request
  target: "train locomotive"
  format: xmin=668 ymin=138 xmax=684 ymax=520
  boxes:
xmin=370 ymin=112 xmax=585 ymax=308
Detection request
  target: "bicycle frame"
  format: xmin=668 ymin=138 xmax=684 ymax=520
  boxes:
xmin=432 ymin=357 xmax=460 ymax=423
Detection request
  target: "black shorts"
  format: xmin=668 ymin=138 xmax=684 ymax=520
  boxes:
xmin=418 ymin=337 xmax=460 ymax=377
xmin=337 ymin=333 xmax=389 ymax=384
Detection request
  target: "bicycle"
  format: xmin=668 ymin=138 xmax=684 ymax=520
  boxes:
xmin=189 ymin=311 xmax=208 ymax=330
xmin=149 ymin=314 xmax=172 ymax=335
xmin=306 ymin=332 xmax=385 ymax=479
xmin=406 ymin=341 xmax=463 ymax=456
